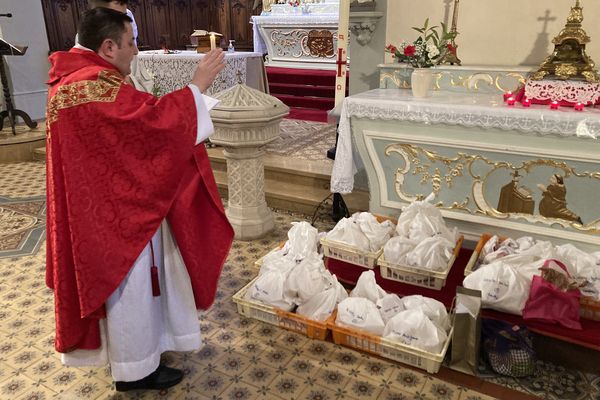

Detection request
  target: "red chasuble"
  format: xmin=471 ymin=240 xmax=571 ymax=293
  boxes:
xmin=45 ymin=48 xmax=234 ymax=353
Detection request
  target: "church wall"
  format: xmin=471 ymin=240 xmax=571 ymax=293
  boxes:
xmin=0 ymin=1 xmax=50 ymax=121
xmin=349 ymin=0 xmax=388 ymax=95
xmin=385 ymin=0 xmax=600 ymax=66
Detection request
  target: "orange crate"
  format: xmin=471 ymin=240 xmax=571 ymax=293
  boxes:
xmin=327 ymin=311 xmax=452 ymax=374
xmin=466 ymin=233 xmax=600 ymax=321
xmin=233 ymin=277 xmax=329 ymax=340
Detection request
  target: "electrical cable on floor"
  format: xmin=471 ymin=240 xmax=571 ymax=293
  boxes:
xmin=310 ymin=192 xmax=333 ymax=226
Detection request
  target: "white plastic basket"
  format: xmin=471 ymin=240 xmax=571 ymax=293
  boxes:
xmin=320 ymin=237 xmax=382 ymax=269
xmin=232 ymin=277 xmax=329 ymax=340
xmin=253 ymin=242 xmax=286 ymax=271
xmin=467 ymin=233 xmax=600 ymax=321
xmin=377 ymin=236 xmax=464 ymax=290
xmin=327 ymin=311 xmax=452 ymax=374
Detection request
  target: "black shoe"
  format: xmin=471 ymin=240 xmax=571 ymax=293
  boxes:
xmin=115 ymin=365 xmax=184 ymax=392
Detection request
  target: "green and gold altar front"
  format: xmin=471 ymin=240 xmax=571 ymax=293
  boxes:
xmin=331 ymin=66 xmax=600 ymax=251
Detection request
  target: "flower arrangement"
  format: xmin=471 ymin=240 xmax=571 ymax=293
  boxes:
xmin=386 ymin=19 xmax=458 ymax=68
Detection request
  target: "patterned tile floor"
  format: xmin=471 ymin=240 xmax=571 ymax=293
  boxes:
xmin=0 ymin=158 xmax=597 ymax=399
xmin=265 ymin=119 xmax=336 ymax=162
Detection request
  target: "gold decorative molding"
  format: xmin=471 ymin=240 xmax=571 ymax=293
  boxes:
xmin=384 ymin=143 xmax=600 ymax=232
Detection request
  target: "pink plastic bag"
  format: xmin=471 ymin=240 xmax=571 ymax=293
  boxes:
xmin=522 ymin=259 xmax=582 ymax=330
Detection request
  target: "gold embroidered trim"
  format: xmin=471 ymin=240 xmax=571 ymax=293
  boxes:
xmin=46 ymin=70 xmax=123 ymax=126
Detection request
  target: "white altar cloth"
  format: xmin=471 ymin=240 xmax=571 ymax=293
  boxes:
xmin=331 ymin=89 xmax=600 ymax=194
xmin=138 ymin=51 xmax=266 ymax=96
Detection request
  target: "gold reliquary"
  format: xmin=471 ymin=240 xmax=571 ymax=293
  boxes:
xmin=531 ymin=0 xmax=599 ymax=83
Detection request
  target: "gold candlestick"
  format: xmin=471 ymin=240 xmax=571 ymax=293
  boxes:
xmin=437 ymin=0 xmax=462 ymax=65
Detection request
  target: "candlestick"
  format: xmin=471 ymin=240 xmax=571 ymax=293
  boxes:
xmin=575 ymin=102 xmax=584 ymax=111
xmin=523 ymin=99 xmax=531 ymax=107
xmin=507 ymin=97 xmax=516 ymax=106
xmin=503 ymin=91 xmax=513 ymax=101
xmin=550 ymin=101 xmax=559 ymax=109
xmin=210 ymin=33 xmax=216 ymax=50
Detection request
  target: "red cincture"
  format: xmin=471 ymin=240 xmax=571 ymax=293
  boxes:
xmin=149 ymin=241 xmax=160 ymax=297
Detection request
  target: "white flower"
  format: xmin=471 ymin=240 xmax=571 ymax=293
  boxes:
xmin=426 ymin=42 xmax=439 ymax=58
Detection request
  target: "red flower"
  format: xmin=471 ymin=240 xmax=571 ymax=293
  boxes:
xmin=386 ymin=44 xmax=397 ymax=54
xmin=403 ymin=45 xmax=416 ymax=57
xmin=447 ymin=43 xmax=457 ymax=55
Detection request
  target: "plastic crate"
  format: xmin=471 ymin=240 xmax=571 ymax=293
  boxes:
xmin=327 ymin=311 xmax=452 ymax=374
xmin=463 ymin=233 xmax=507 ymax=276
xmin=377 ymin=236 xmax=464 ymax=290
xmin=253 ymin=242 xmax=286 ymax=271
xmin=232 ymin=277 xmax=329 ymax=340
xmin=320 ymin=237 xmax=383 ymax=269
xmin=580 ymin=296 xmax=600 ymax=321
xmin=466 ymin=233 xmax=600 ymax=322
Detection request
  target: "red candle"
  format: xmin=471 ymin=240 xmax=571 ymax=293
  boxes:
xmin=575 ymin=102 xmax=584 ymax=111
xmin=550 ymin=101 xmax=559 ymax=110
xmin=503 ymin=91 xmax=513 ymax=101
xmin=507 ymin=97 xmax=516 ymax=106
xmin=523 ymin=99 xmax=531 ymax=107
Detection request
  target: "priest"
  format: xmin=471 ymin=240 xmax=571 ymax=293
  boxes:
xmin=45 ymin=7 xmax=234 ymax=392
xmin=86 ymin=0 xmax=154 ymax=92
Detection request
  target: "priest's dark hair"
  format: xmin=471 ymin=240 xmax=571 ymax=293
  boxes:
xmin=89 ymin=0 xmax=129 ymax=7
xmin=78 ymin=7 xmax=132 ymax=52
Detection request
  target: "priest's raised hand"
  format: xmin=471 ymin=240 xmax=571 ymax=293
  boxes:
xmin=191 ymin=48 xmax=226 ymax=92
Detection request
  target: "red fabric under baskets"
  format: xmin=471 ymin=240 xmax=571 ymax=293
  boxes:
xmin=325 ymin=248 xmax=600 ymax=349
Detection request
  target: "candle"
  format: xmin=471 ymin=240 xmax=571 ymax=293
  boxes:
xmin=503 ymin=91 xmax=513 ymax=101
xmin=507 ymin=97 xmax=516 ymax=106
xmin=209 ymin=33 xmax=216 ymax=50
xmin=550 ymin=101 xmax=559 ymax=110
xmin=575 ymin=102 xmax=584 ymax=111
xmin=522 ymin=99 xmax=531 ymax=107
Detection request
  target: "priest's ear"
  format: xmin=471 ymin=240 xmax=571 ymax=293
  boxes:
xmin=98 ymin=38 xmax=119 ymax=61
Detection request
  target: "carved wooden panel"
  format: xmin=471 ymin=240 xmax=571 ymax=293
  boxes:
xmin=169 ymin=0 xmax=194 ymax=48
xmin=191 ymin=0 xmax=212 ymax=41
xmin=41 ymin=0 xmax=84 ymax=52
xmin=126 ymin=0 xmax=150 ymax=49
xmin=42 ymin=0 xmax=260 ymax=51
xmin=229 ymin=0 xmax=251 ymax=49
xmin=145 ymin=0 xmax=172 ymax=48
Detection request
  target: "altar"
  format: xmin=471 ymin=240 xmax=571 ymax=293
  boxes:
xmin=251 ymin=14 xmax=340 ymax=70
xmin=137 ymin=51 xmax=267 ymax=96
xmin=331 ymin=82 xmax=600 ymax=251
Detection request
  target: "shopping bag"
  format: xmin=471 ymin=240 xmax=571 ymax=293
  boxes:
xmin=449 ymin=287 xmax=481 ymax=375
xmin=482 ymin=319 xmax=535 ymax=377
xmin=522 ymin=259 xmax=582 ymax=330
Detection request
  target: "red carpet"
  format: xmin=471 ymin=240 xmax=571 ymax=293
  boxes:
xmin=326 ymin=249 xmax=600 ymax=350
xmin=267 ymin=66 xmax=347 ymax=123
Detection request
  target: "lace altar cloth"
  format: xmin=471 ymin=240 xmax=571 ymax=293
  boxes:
xmin=520 ymin=79 xmax=600 ymax=106
xmin=331 ymin=89 xmax=600 ymax=194
xmin=138 ymin=51 xmax=262 ymax=96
